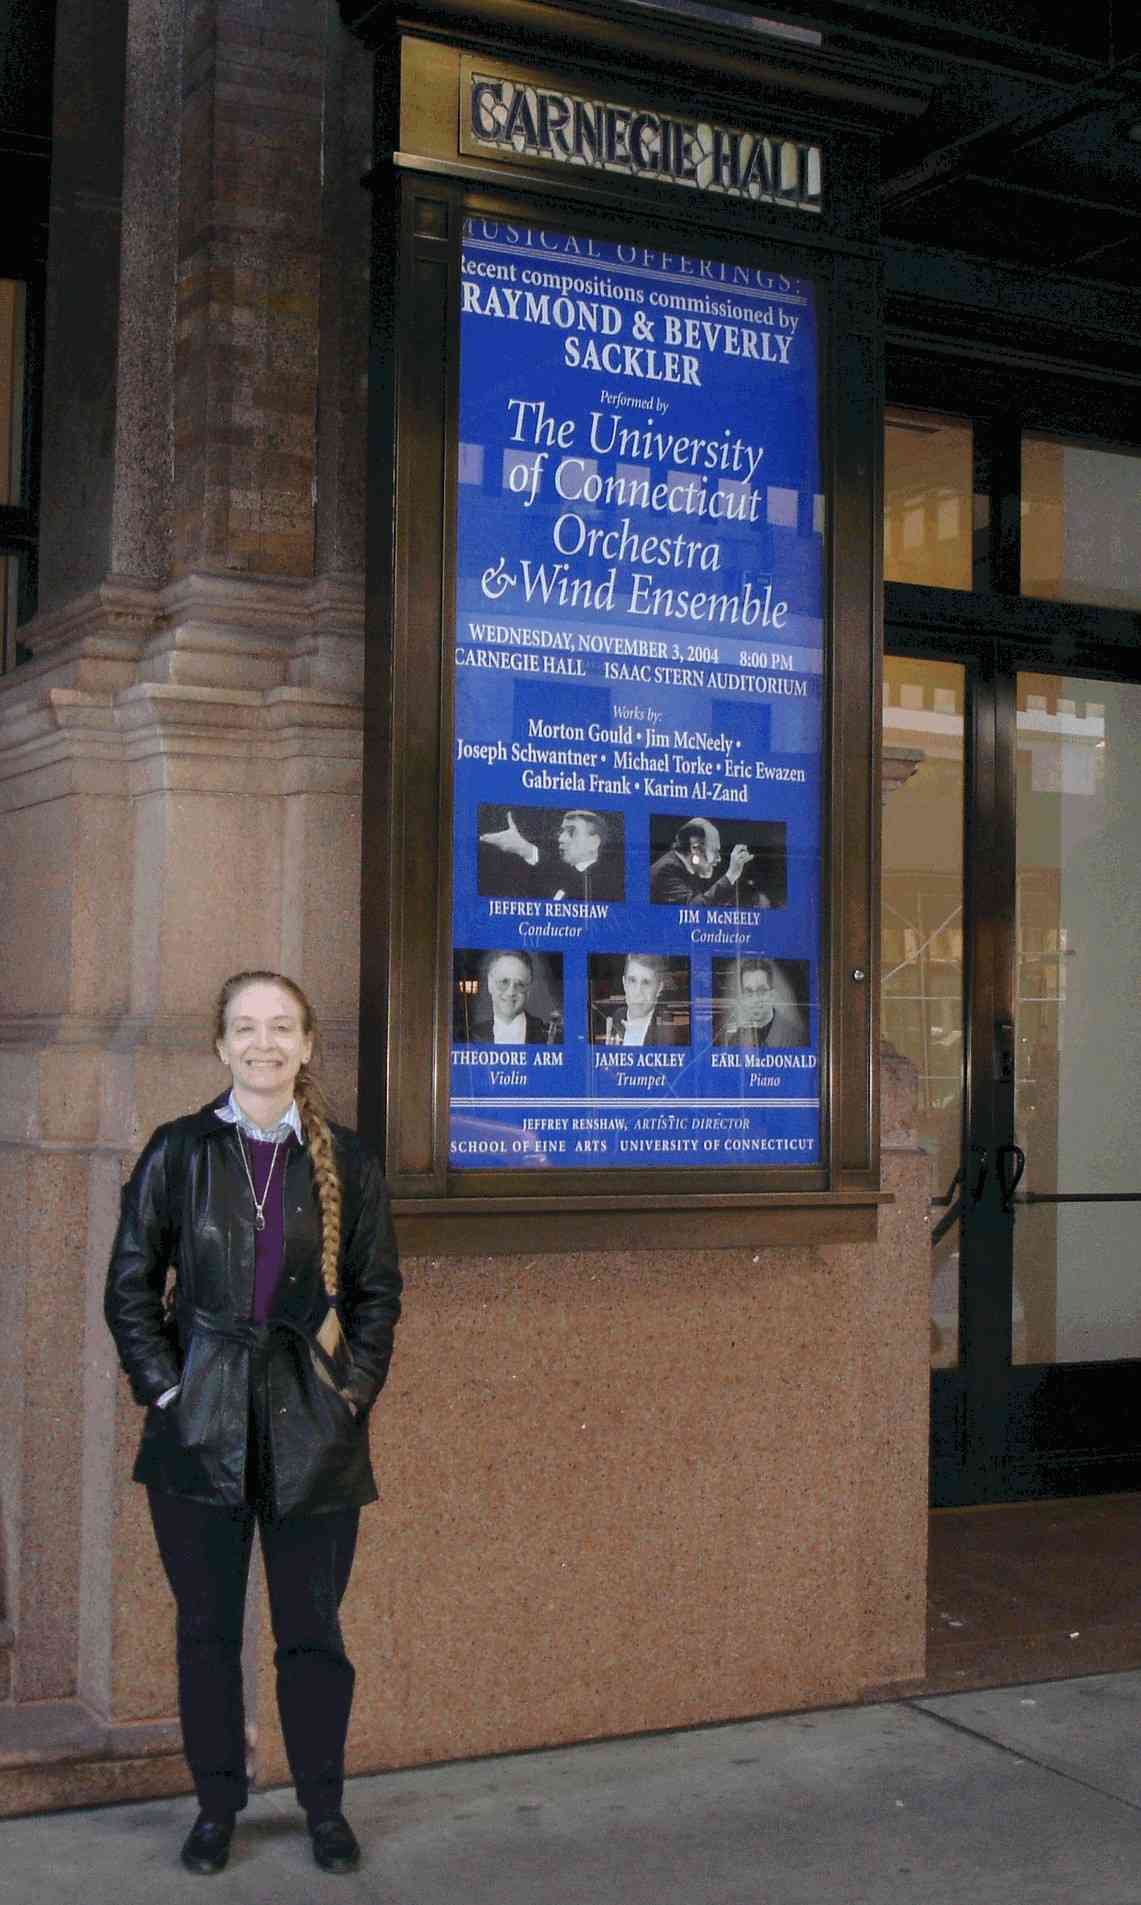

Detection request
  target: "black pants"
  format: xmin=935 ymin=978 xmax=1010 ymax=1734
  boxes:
xmin=147 ymin=1363 xmax=360 ymax=1820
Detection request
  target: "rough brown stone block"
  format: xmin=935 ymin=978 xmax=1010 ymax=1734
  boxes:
xmin=171 ymin=0 xmax=326 ymax=578
xmin=254 ymin=1215 xmax=928 ymax=1782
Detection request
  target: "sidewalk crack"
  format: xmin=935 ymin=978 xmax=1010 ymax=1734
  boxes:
xmin=905 ymin=1700 xmax=1141 ymax=1816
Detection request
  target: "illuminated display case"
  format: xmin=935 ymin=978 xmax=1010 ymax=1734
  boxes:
xmin=346 ymin=0 xmax=917 ymax=1250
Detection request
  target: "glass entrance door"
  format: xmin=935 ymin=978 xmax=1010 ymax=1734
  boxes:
xmin=884 ymin=654 xmax=1141 ymax=1505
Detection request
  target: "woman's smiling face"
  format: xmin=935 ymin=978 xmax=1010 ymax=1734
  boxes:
xmin=216 ymin=980 xmax=313 ymax=1108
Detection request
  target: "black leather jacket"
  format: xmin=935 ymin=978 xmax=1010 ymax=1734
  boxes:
xmin=104 ymin=1095 xmax=402 ymax=1518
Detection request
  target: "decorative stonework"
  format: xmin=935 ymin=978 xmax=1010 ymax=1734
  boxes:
xmin=1 ymin=571 xmax=366 ymax=792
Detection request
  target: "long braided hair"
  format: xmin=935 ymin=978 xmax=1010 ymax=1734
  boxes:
xmin=213 ymin=971 xmax=343 ymax=1299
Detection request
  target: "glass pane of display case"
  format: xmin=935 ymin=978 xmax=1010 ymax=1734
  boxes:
xmin=882 ymin=656 xmax=966 ymax=1368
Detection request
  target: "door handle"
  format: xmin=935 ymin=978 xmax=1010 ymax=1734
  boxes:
xmin=997 ymin=1143 xmax=1026 ymax=1213
xmin=930 ymin=1147 xmax=988 ymax=1248
xmin=932 ymin=1163 xmax=963 ymax=1210
xmin=930 ymin=1161 xmax=963 ymax=1247
xmin=995 ymin=1018 xmax=1016 ymax=1083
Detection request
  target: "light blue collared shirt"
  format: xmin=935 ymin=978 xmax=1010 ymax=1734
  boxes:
xmin=214 ymin=1088 xmax=303 ymax=1144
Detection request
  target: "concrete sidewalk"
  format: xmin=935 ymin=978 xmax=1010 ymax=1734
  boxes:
xmin=4 ymin=1670 xmax=1141 ymax=1904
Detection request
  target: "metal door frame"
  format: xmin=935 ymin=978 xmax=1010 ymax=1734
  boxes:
xmin=887 ymin=615 xmax=1141 ymax=1505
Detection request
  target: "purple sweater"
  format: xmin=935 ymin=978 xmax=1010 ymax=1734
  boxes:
xmin=244 ymin=1134 xmax=296 ymax=1322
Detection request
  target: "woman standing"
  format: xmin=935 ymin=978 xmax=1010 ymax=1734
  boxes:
xmin=104 ymin=972 xmax=402 ymax=1876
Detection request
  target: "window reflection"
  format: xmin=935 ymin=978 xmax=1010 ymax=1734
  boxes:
xmin=884 ymin=408 xmax=979 ymax=592
xmin=1021 ymin=435 xmax=1141 ymax=612
xmin=1013 ymin=675 xmax=1141 ymax=1365
xmin=882 ymin=657 xmax=966 ymax=1368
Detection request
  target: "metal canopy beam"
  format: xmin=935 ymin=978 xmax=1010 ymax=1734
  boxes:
xmin=882 ymin=49 xmax=1141 ymax=206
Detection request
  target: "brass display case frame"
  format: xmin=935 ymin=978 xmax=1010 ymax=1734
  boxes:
xmin=347 ymin=4 xmax=910 ymax=1251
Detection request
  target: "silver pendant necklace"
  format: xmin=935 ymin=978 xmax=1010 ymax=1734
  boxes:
xmin=234 ymin=1127 xmax=282 ymax=1232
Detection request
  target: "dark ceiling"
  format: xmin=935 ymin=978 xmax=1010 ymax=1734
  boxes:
xmin=610 ymin=0 xmax=1141 ymax=289
xmin=4 ymin=0 xmax=1141 ymax=289
xmin=871 ymin=32 xmax=1141 ymax=285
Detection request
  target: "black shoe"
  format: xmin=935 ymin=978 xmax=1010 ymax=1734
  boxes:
xmin=309 ymin=1812 xmax=361 ymax=1873
xmin=180 ymin=1812 xmax=235 ymax=1874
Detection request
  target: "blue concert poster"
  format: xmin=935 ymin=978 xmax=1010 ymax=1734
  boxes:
xmin=449 ymin=218 xmax=824 ymax=1170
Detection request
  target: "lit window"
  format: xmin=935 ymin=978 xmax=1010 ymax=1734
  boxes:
xmin=1021 ymin=434 xmax=1141 ymax=612
xmin=884 ymin=408 xmax=976 ymax=591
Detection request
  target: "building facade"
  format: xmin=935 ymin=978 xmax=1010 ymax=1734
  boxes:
xmin=0 ymin=0 xmax=1138 ymax=1815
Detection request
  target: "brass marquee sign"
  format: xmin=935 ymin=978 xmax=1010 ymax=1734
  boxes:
xmin=461 ymin=61 xmax=823 ymax=214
